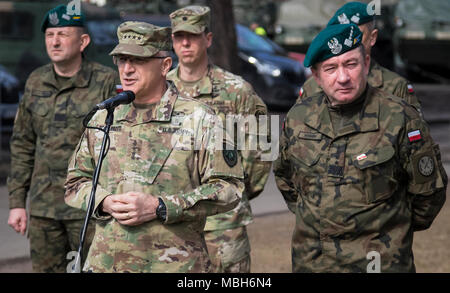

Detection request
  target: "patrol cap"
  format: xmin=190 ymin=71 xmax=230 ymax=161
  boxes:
xmin=41 ymin=4 xmax=85 ymax=33
xmin=169 ymin=5 xmax=210 ymax=34
xmin=109 ymin=21 xmax=172 ymax=57
xmin=304 ymin=23 xmax=363 ymax=68
xmin=327 ymin=2 xmax=375 ymax=26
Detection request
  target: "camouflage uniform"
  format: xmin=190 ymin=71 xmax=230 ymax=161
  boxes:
xmin=274 ymin=85 xmax=447 ymax=272
xmin=64 ymin=81 xmax=245 ymax=273
xmin=7 ymin=59 xmax=119 ymax=272
xmin=169 ymin=5 xmax=271 ymax=273
xmin=299 ymin=60 xmax=422 ymax=112
xmin=168 ymin=64 xmax=271 ymax=273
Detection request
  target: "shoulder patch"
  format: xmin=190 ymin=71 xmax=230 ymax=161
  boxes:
xmin=418 ymin=155 xmax=435 ymax=177
xmin=223 ymin=149 xmax=238 ymax=167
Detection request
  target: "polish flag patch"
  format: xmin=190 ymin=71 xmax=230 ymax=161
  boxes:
xmin=408 ymin=130 xmax=422 ymax=142
xmin=356 ymin=153 xmax=367 ymax=161
xmin=116 ymin=84 xmax=123 ymax=93
xmin=407 ymin=84 xmax=414 ymax=93
xmin=299 ymin=87 xmax=304 ymax=97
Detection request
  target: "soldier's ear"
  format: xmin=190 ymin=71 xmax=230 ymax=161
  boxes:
xmin=161 ymin=57 xmax=172 ymax=76
xmin=80 ymin=33 xmax=91 ymax=53
xmin=311 ymin=66 xmax=321 ymax=87
xmin=205 ymin=32 xmax=213 ymax=49
xmin=370 ymin=29 xmax=378 ymax=47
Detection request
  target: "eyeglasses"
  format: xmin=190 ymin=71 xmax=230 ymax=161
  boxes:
xmin=113 ymin=55 xmax=168 ymax=66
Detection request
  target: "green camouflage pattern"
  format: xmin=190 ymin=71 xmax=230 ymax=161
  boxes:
xmin=168 ymin=64 xmax=271 ymax=231
xmin=28 ymin=215 xmax=95 ymax=273
xmin=299 ymin=60 xmax=422 ymax=112
xmin=110 ymin=21 xmax=172 ymax=58
xmin=274 ymin=85 xmax=447 ymax=272
xmin=170 ymin=5 xmax=210 ymax=34
xmin=204 ymin=226 xmax=250 ymax=273
xmin=168 ymin=64 xmax=270 ymax=272
xmin=64 ymin=81 xmax=245 ymax=273
xmin=7 ymin=59 xmax=119 ymax=220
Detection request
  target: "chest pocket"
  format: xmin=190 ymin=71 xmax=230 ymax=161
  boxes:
xmin=29 ymin=90 xmax=51 ymax=116
xmin=290 ymin=131 xmax=324 ymax=167
xmin=353 ymin=145 xmax=398 ymax=204
xmin=68 ymin=88 xmax=100 ymax=118
xmin=145 ymin=148 xmax=173 ymax=184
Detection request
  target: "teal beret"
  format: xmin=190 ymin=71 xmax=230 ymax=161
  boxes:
xmin=41 ymin=4 xmax=85 ymax=33
xmin=327 ymin=2 xmax=375 ymax=26
xmin=304 ymin=23 xmax=362 ymax=68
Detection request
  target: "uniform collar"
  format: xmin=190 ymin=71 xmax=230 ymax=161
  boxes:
xmin=305 ymin=85 xmax=379 ymax=138
xmin=168 ymin=64 xmax=214 ymax=98
xmin=115 ymin=81 xmax=178 ymax=124
xmin=43 ymin=59 xmax=92 ymax=90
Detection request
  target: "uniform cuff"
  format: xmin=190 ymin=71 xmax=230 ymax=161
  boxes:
xmin=9 ymin=194 xmax=26 ymax=209
xmin=92 ymin=189 xmax=113 ymax=221
xmin=159 ymin=195 xmax=183 ymax=224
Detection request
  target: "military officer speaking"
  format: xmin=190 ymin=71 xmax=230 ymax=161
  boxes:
xmin=64 ymin=21 xmax=245 ymax=273
xmin=7 ymin=4 xmax=119 ymax=272
xmin=299 ymin=1 xmax=422 ymax=115
xmin=274 ymin=23 xmax=447 ymax=272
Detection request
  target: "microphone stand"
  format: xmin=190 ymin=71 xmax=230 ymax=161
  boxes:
xmin=70 ymin=107 xmax=114 ymax=273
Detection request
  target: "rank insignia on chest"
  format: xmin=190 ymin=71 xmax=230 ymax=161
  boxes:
xmin=408 ymin=130 xmax=422 ymax=142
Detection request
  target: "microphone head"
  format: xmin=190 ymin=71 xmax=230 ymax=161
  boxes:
xmin=121 ymin=90 xmax=135 ymax=102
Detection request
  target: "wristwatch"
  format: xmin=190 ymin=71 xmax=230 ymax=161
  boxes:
xmin=156 ymin=198 xmax=167 ymax=222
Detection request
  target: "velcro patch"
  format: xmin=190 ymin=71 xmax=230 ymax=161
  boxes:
xmin=298 ymin=131 xmax=322 ymax=141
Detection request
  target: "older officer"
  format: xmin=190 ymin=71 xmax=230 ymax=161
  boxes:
xmin=168 ymin=6 xmax=271 ymax=273
xmin=274 ymin=23 xmax=447 ymax=272
xmin=64 ymin=21 xmax=244 ymax=273
xmin=299 ymin=1 xmax=421 ymax=115
xmin=7 ymin=4 xmax=119 ymax=272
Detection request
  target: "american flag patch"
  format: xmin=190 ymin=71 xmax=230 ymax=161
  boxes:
xmin=408 ymin=130 xmax=422 ymax=142
xmin=407 ymin=84 xmax=414 ymax=93
xmin=116 ymin=84 xmax=123 ymax=93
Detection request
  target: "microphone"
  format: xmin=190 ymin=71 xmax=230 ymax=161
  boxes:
xmin=95 ymin=90 xmax=135 ymax=110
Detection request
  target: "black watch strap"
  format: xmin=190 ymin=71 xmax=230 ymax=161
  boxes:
xmin=156 ymin=198 xmax=167 ymax=222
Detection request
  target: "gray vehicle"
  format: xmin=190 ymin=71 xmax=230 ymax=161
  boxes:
xmin=0 ymin=65 xmax=20 ymax=150
xmin=393 ymin=0 xmax=450 ymax=82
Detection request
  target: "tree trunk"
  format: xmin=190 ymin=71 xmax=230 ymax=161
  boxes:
xmin=206 ymin=0 xmax=239 ymax=74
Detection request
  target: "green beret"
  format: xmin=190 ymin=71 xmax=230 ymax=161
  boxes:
xmin=109 ymin=21 xmax=172 ymax=57
xmin=327 ymin=2 xmax=375 ymax=26
xmin=41 ymin=4 xmax=85 ymax=33
xmin=170 ymin=5 xmax=210 ymax=34
xmin=304 ymin=23 xmax=362 ymax=68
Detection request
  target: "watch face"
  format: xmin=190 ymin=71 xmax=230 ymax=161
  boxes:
xmin=418 ymin=155 xmax=435 ymax=177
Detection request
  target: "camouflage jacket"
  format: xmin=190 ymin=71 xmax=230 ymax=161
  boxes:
xmin=299 ymin=60 xmax=422 ymax=113
xmin=274 ymin=85 xmax=447 ymax=272
xmin=168 ymin=64 xmax=271 ymax=231
xmin=7 ymin=59 xmax=119 ymax=220
xmin=64 ymin=81 xmax=245 ymax=273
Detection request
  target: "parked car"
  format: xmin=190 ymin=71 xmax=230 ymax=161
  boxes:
xmin=236 ymin=23 xmax=306 ymax=110
xmin=0 ymin=65 xmax=21 ymax=149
